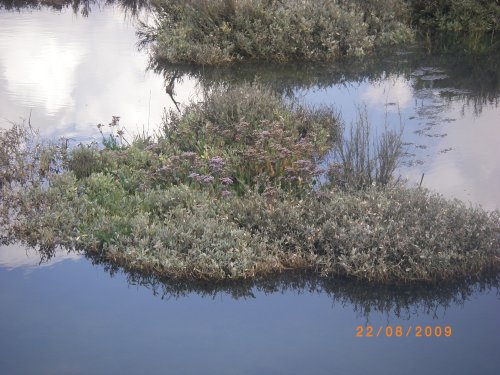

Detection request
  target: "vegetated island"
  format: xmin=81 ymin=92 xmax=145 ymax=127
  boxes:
xmin=139 ymin=0 xmax=500 ymax=65
xmin=1 ymin=85 xmax=499 ymax=283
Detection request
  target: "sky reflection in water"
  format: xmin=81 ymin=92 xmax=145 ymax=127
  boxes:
xmin=0 ymin=5 xmax=198 ymax=141
xmin=298 ymin=73 xmax=500 ymax=210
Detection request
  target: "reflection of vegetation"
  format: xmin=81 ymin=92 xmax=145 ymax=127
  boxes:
xmin=4 ymin=239 xmax=497 ymax=318
xmin=150 ymin=38 xmax=500 ymax=115
xmin=0 ymin=0 xmax=149 ymax=16
xmin=321 ymin=273 xmax=500 ymax=318
xmin=51 ymin=248 xmax=500 ymax=318
xmin=138 ymin=0 xmax=413 ymax=64
xmin=410 ymin=0 xmax=500 ymax=34
xmin=1 ymin=84 xmax=499 ymax=283
xmin=146 ymin=51 xmax=414 ymax=97
xmin=410 ymin=35 xmax=500 ymax=115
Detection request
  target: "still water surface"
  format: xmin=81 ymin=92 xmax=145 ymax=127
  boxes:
xmin=1 ymin=243 xmax=500 ymax=375
xmin=0 ymin=3 xmax=198 ymax=140
xmin=0 ymin=3 xmax=499 ymax=374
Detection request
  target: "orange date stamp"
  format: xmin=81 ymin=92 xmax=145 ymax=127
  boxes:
xmin=356 ymin=325 xmax=452 ymax=338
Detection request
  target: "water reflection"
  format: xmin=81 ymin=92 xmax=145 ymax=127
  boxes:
xmin=147 ymin=41 xmax=500 ymax=104
xmin=1 ymin=250 xmax=499 ymax=375
xmin=74 ymin=249 xmax=500 ymax=319
xmin=0 ymin=2 xmax=198 ymax=142
xmin=0 ymin=243 xmax=80 ymax=270
xmin=0 ymin=0 xmax=149 ymax=17
xmin=2 ymin=241 xmax=498 ymax=319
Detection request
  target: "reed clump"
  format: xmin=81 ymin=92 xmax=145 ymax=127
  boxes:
xmin=1 ymin=84 xmax=499 ymax=283
xmin=328 ymin=107 xmax=404 ymax=190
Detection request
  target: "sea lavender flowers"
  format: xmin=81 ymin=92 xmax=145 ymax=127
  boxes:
xmin=209 ymin=156 xmax=225 ymax=172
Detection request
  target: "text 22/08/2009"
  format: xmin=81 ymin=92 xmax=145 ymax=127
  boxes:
xmin=356 ymin=326 xmax=452 ymax=338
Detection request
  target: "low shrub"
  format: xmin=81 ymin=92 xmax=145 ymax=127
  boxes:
xmin=2 ymin=176 xmax=499 ymax=282
xmin=156 ymin=84 xmax=339 ymax=196
xmin=227 ymin=186 xmax=500 ymax=282
xmin=68 ymin=145 xmax=103 ymax=179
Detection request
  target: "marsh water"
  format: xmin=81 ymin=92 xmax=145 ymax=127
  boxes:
xmin=1 ymin=2 xmax=500 ymax=374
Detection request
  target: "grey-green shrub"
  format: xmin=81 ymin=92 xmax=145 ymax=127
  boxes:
xmin=3 ymin=174 xmax=499 ymax=282
xmin=143 ymin=0 xmax=414 ymax=64
xmin=157 ymin=84 xmax=339 ymax=195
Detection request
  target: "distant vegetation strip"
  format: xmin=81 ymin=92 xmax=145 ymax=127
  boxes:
xmin=140 ymin=0 xmax=414 ymax=64
xmin=138 ymin=0 xmax=500 ymax=65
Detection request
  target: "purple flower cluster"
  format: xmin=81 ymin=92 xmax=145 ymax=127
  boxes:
xmin=109 ymin=116 xmax=120 ymax=127
xmin=278 ymin=146 xmax=292 ymax=158
xmin=145 ymin=143 xmax=158 ymax=151
xmin=281 ymin=159 xmax=325 ymax=181
xmin=220 ymin=177 xmax=233 ymax=185
xmin=294 ymin=159 xmax=312 ymax=168
xmin=221 ymin=130 xmax=232 ymax=138
xmin=259 ymin=130 xmax=271 ymax=138
xmin=236 ymin=122 xmax=250 ymax=132
xmin=209 ymin=156 xmax=225 ymax=172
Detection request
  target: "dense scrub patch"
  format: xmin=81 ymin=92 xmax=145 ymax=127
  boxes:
xmin=2 ymin=178 xmax=499 ymax=282
xmin=138 ymin=0 xmax=500 ymax=65
xmin=1 ymin=84 xmax=499 ymax=283
xmin=140 ymin=0 xmax=413 ymax=64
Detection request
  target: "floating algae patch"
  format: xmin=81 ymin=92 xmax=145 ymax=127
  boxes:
xmin=1 ymin=84 xmax=499 ymax=283
xmin=419 ymin=74 xmax=449 ymax=81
